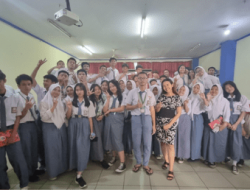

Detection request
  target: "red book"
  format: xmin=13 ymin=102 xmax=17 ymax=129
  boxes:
xmin=208 ymin=116 xmax=223 ymax=130
xmin=0 ymin=129 xmax=20 ymax=147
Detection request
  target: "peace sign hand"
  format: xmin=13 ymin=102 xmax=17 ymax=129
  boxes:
xmin=87 ymin=89 xmax=94 ymax=96
xmin=52 ymin=98 xmax=58 ymax=108
xmin=25 ymin=98 xmax=34 ymax=109
xmin=66 ymin=100 xmax=72 ymax=109
xmin=38 ymin=58 xmax=47 ymax=67
xmin=199 ymin=93 xmax=206 ymax=100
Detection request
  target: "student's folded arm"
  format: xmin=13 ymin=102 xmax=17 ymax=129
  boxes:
xmin=111 ymin=105 xmax=125 ymax=112
xmin=126 ymin=104 xmax=138 ymax=110
xmin=47 ymin=66 xmax=56 ymax=75
xmin=103 ymin=99 xmax=110 ymax=113
xmin=88 ymin=74 xmax=98 ymax=83
xmin=20 ymin=107 xmax=29 ymax=119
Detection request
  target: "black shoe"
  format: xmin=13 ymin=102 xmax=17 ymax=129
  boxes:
xmin=237 ymin=159 xmax=244 ymax=168
xmin=108 ymin=157 xmax=117 ymax=166
xmin=222 ymin=157 xmax=230 ymax=164
xmin=75 ymin=177 xmax=87 ymax=188
xmin=101 ymin=160 xmax=110 ymax=169
xmin=29 ymin=175 xmax=40 ymax=182
xmin=208 ymin=162 xmax=216 ymax=168
xmin=35 ymin=169 xmax=45 ymax=175
xmin=115 ymin=163 xmax=126 ymax=173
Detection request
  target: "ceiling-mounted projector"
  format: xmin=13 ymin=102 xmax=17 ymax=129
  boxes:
xmin=54 ymin=9 xmax=79 ymax=26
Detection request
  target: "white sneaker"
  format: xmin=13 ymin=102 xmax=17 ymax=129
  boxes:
xmin=21 ymin=186 xmax=28 ymax=190
xmin=115 ymin=163 xmax=126 ymax=173
xmin=49 ymin=177 xmax=57 ymax=181
xmin=156 ymin=155 xmax=163 ymax=160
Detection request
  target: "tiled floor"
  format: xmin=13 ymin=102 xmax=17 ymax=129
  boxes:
xmin=8 ymin=156 xmax=250 ymax=190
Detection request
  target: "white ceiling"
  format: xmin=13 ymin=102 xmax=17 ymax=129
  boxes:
xmin=1 ymin=0 xmax=250 ymax=60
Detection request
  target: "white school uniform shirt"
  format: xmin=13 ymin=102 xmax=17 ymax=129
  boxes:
xmin=105 ymin=95 xmax=126 ymax=113
xmin=51 ymin=69 xmax=58 ymax=77
xmin=17 ymin=91 xmax=38 ymax=124
xmin=89 ymin=74 xmax=109 ymax=86
xmin=116 ymin=73 xmax=129 ymax=84
xmin=57 ymin=68 xmax=77 ymax=85
xmin=5 ymin=85 xmax=15 ymax=94
xmin=174 ymin=74 xmax=189 ymax=91
xmin=228 ymin=95 xmax=249 ymax=115
xmin=1 ymin=88 xmax=22 ymax=127
xmin=71 ymin=101 xmax=96 ymax=117
xmin=126 ymin=88 xmax=156 ymax=116
xmin=179 ymin=86 xmax=191 ymax=115
xmin=106 ymin=67 xmax=119 ymax=81
xmin=32 ymin=83 xmax=47 ymax=108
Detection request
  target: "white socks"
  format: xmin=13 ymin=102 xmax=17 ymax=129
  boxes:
xmin=77 ymin=174 xmax=82 ymax=179
xmin=232 ymin=160 xmax=237 ymax=166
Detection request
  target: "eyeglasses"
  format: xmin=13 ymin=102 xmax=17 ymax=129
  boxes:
xmin=138 ymin=77 xmax=147 ymax=80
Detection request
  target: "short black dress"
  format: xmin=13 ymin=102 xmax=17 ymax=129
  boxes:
xmin=155 ymin=94 xmax=182 ymax=145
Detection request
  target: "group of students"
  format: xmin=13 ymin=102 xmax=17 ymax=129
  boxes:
xmin=0 ymin=57 xmax=250 ymax=189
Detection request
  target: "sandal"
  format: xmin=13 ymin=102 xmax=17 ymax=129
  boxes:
xmin=167 ymin=171 xmax=174 ymax=181
xmin=143 ymin=167 xmax=153 ymax=175
xmin=162 ymin=161 xmax=169 ymax=170
xmin=132 ymin=164 xmax=142 ymax=173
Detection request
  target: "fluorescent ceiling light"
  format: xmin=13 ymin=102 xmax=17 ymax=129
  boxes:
xmin=224 ymin=30 xmax=230 ymax=35
xmin=140 ymin=18 xmax=146 ymax=38
xmin=190 ymin=43 xmax=201 ymax=52
xmin=81 ymin=46 xmax=93 ymax=55
xmin=47 ymin=19 xmax=72 ymax=38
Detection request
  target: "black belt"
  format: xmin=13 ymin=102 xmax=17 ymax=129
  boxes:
xmin=74 ymin=115 xmax=88 ymax=118
xmin=25 ymin=121 xmax=36 ymax=124
xmin=0 ymin=125 xmax=14 ymax=132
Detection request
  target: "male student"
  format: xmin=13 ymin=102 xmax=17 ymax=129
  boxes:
xmin=208 ymin=67 xmax=216 ymax=76
xmin=77 ymin=69 xmax=92 ymax=91
xmin=31 ymin=59 xmax=58 ymax=172
xmin=106 ymin=57 xmax=119 ymax=80
xmin=148 ymin=71 xmax=161 ymax=86
xmin=57 ymin=70 xmax=69 ymax=100
xmin=126 ymin=72 xmax=156 ymax=175
xmin=149 ymin=79 xmax=158 ymax=86
xmin=159 ymin=75 xmax=168 ymax=84
xmin=88 ymin=65 xmax=109 ymax=86
xmin=16 ymin=74 xmax=40 ymax=182
xmin=81 ymin=62 xmax=92 ymax=80
xmin=57 ymin=58 xmax=78 ymax=85
xmin=0 ymin=70 xmax=29 ymax=189
xmin=47 ymin=60 xmax=65 ymax=76
xmin=116 ymin=63 xmax=130 ymax=83
xmin=136 ymin=65 xmax=143 ymax=74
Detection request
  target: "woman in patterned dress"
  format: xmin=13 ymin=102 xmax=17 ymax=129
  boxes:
xmin=155 ymin=79 xmax=182 ymax=180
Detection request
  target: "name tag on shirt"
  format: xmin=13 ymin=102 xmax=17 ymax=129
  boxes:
xmin=237 ymin=105 xmax=242 ymax=110
xmin=11 ymin=107 xmax=17 ymax=113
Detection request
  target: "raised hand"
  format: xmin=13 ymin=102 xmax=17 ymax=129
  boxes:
xmin=199 ymin=93 xmax=206 ymax=100
xmin=53 ymin=98 xmax=58 ymax=108
xmin=38 ymin=58 xmax=47 ymax=67
xmin=72 ymin=74 xmax=77 ymax=83
xmin=87 ymin=89 xmax=94 ymax=96
xmin=66 ymin=100 xmax=72 ymax=109
xmin=25 ymin=98 xmax=34 ymax=110
xmin=206 ymin=92 xmax=212 ymax=101
xmin=74 ymin=63 xmax=80 ymax=70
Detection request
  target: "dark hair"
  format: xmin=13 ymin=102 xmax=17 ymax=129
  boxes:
xmin=66 ymin=85 xmax=73 ymax=90
xmin=161 ymin=79 xmax=178 ymax=95
xmin=57 ymin=60 xmax=64 ymax=65
xmin=160 ymin=75 xmax=168 ymax=79
xmin=222 ymin=81 xmax=241 ymax=102
xmin=0 ymin=70 xmax=6 ymax=81
xmin=109 ymin=57 xmax=117 ymax=62
xmin=58 ymin=70 xmax=69 ymax=76
xmin=136 ymin=65 xmax=143 ymax=70
xmin=177 ymin=65 xmax=186 ymax=73
xmin=152 ymin=70 xmax=159 ymax=74
xmin=122 ymin=63 xmax=129 ymax=68
xmin=138 ymin=71 xmax=147 ymax=77
xmin=81 ymin=62 xmax=90 ymax=69
xmin=107 ymin=80 xmax=123 ymax=106
xmin=101 ymin=80 xmax=109 ymax=86
xmin=77 ymin=69 xmax=87 ymax=76
xmin=208 ymin=67 xmax=216 ymax=71
xmin=15 ymin=74 xmax=33 ymax=85
xmin=72 ymin=83 xmax=90 ymax=107
xmin=67 ymin=57 xmax=76 ymax=64
xmin=43 ymin=74 xmax=58 ymax=83
xmin=150 ymin=79 xmax=157 ymax=84
xmin=99 ymin=65 xmax=107 ymax=69
xmin=188 ymin=69 xmax=195 ymax=79
xmin=132 ymin=75 xmax=138 ymax=80
xmin=89 ymin=84 xmax=104 ymax=107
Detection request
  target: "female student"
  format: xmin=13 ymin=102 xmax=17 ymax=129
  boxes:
xmin=66 ymin=83 xmax=96 ymax=188
xmin=175 ymin=86 xmax=192 ymax=163
xmin=64 ymin=85 xmax=74 ymax=102
xmin=189 ymin=82 xmax=210 ymax=160
xmin=155 ymin=79 xmax=182 ymax=180
xmin=123 ymin=80 xmax=136 ymax=156
xmin=101 ymin=80 xmax=109 ymax=101
xmin=40 ymin=84 xmax=68 ymax=180
xmin=150 ymin=84 xmax=162 ymax=159
xmin=191 ymin=66 xmax=220 ymax=94
xmin=89 ymin=84 xmax=110 ymax=169
xmin=222 ymin=81 xmax=249 ymax=175
xmin=188 ymin=69 xmax=195 ymax=86
xmin=173 ymin=65 xmax=189 ymax=91
xmin=202 ymin=84 xmax=230 ymax=168
xmin=119 ymin=79 xmax=126 ymax=93
xmin=103 ymin=80 xmax=126 ymax=173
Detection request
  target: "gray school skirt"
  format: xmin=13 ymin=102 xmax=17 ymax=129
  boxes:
xmin=42 ymin=123 xmax=68 ymax=178
xmin=68 ymin=117 xmax=90 ymax=171
xmin=103 ymin=112 xmax=124 ymax=152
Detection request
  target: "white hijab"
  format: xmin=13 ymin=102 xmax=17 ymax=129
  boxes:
xmin=124 ymin=80 xmax=136 ymax=96
xmin=41 ymin=84 xmax=65 ymax=129
xmin=179 ymin=86 xmax=190 ymax=104
xmin=188 ymin=82 xmax=205 ymax=120
xmin=207 ymin=84 xmax=224 ymax=121
xmin=195 ymin=66 xmax=220 ymax=90
xmin=150 ymin=84 xmax=161 ymax=101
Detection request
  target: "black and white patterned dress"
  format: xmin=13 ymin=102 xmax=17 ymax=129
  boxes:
xmin=156 ymin=94 xmax=182 ymax=145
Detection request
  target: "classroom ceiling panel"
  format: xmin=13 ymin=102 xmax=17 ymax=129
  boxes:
xmin=1 ymin=0 xmax=250 ymax=59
